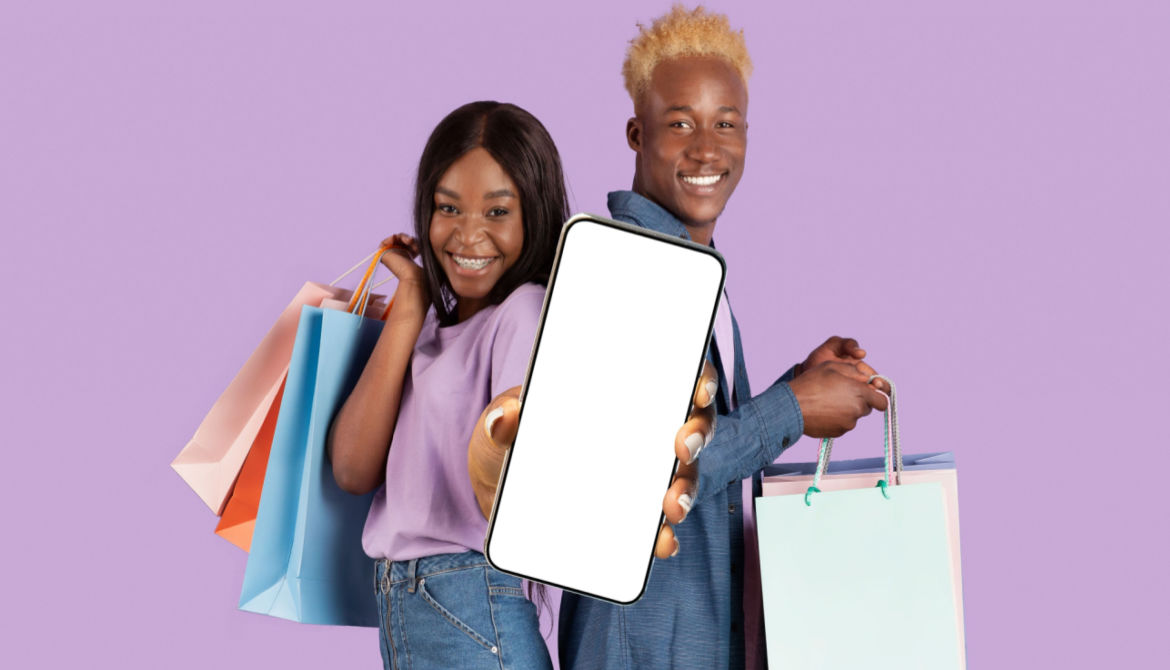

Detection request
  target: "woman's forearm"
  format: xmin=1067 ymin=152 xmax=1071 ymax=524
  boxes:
xmin=329 ymin=289 xmax=427 ymax=495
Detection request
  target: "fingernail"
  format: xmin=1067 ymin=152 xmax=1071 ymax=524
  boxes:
xmin=484 ymin=407 xmax=504 ymax=440
xmin=677 ymin=493 xmax=693 ymax=518
xmin=685 ymin=433 xmax=704 ymax=464
xmin=705 ymin=381 xmax=718 ymax=406
xmin=671 ymin=538 xmax=680 ymax=558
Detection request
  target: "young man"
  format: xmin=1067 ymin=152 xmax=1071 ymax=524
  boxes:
xmin=555 ymin=7 xmax=890 ymax=669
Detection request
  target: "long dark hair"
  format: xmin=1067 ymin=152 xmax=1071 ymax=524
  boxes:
xmin=414 ymin=101 xmax=570 ymax=325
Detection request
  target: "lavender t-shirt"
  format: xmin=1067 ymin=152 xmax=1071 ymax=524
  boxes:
xmin=361 ymin=283 xmax=545 ymax=561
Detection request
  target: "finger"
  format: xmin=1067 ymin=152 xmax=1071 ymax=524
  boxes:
xmin=483 ymin=391 xmax=522 ymax=448
xmin=380 ymin=246 xmax=422 ymax=274
xmin=392 ymin=233 xmax=416 ymax=253
xmin=654 ymin=522 xmax=679 ymax=559
xmin=854 ymin=359 xmax=878 ymax=380
xmin=663 ymin=469 xmax=697 ymax=525
xmin=840 ymin=337 xmax=865 ymax=359
xmin=823 ymin=361 xmax=873 ymax=384
xmin=677 ymin=404 xmax=715 ymax=465
xmin=468 ymin=386 xmax=522 ymax=519
xmin=402 ymin=235 xmax=422 ymax=258
xmin=862 ymin=384 xmax=890 ymax=412
xmin=694 ymin=359 xmax=719 ymax=409
xmin=865 ymin=371 xmax=890 ymax=393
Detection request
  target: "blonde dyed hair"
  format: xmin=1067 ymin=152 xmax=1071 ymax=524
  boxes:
xmin=622 ymin=4 xmax=752 ymax=102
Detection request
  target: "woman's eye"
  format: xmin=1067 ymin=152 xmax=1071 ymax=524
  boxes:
xmin=436 ymin=203 xmax=458 ymax=215
xmin=487 ymin=207 xmax=510 ymax=217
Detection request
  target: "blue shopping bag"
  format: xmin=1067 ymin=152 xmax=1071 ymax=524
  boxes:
xmin=238 ymin=303 xmax=384 ymax=626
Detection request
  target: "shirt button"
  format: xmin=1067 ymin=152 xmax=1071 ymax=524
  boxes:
xmin=728 ymin=503 xmax=736 ymax=513
xmin=782 ymin=437 xmax=790 ymax=448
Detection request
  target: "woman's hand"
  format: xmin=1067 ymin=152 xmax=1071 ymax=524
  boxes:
xmin=378 ymin=234 xmax=430 ymax=322
xmin=467 ymin=360 xmax=717 ymax=560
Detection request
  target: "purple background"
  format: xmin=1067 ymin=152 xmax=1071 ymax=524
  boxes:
xmin=3 ymin=0 xmax=1167 ymax=667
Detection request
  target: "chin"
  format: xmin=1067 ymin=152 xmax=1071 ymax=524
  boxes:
xmin=676 ymin=205 xmax=724 ymax=229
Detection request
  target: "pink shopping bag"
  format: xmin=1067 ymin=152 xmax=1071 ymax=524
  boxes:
xmin=172 ymin=249 xmax=393 ymax=514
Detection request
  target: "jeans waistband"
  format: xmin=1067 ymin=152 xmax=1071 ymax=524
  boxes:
xmin=375 ymin=550 xmax=489 ymax=594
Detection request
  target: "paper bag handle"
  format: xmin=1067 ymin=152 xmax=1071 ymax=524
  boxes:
xmin=805 ymin=375 xmax=900 ymax=505
xmin=352 ymin=247 xmax=403 ymax=319
xmin=329 ymin=244 xmax=404 ymax=319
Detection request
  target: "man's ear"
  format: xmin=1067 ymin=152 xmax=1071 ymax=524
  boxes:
xmin=626 ymin=117 xmax=643 ymax=152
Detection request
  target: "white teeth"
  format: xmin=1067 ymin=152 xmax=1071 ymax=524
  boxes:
xmin=453 ymin=254 xmax=494 ymax=270
xmin=682 ymin=174 xmax=723 ymax=186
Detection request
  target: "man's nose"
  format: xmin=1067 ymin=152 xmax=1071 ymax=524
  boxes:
xmin=686 ymin=127 xmax=719 ymax=163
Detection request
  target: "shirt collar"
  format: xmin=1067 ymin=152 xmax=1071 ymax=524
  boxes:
xmin=606 ymin=191 xmax=693 ymax=242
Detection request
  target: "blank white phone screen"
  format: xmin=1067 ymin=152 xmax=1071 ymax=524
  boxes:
xmin=485 ymin=215 xmax=724 ymax=604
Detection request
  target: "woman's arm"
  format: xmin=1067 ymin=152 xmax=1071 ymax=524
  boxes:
xmin=328 ymin=235 xmax=430 ymax=495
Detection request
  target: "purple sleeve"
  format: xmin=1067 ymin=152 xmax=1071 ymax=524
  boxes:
xmin=489 ymin=286 xmax=545 ymax=398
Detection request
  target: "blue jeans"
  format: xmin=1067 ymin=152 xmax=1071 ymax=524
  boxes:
xmin=374 ymin=551 xmax=553 ymax=670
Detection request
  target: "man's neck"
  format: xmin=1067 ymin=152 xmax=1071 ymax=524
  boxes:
xmin=629 ymin=184 xmax=717 ymax=246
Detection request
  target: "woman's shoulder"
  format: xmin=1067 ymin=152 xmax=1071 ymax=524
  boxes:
xmin=494 ymin=282 xmax=546 ymax=318
xmin=483 ymin=282 xmax=545 ymax=336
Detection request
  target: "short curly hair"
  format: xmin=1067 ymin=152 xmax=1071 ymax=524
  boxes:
xmin=622 ymin=4 xmax=753 ymax=103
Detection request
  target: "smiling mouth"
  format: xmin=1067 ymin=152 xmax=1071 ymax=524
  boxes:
xmin=449 ymin=253 xmax=498 ymax=271
xmin=680 ymin=173 xmax=727 ymax=187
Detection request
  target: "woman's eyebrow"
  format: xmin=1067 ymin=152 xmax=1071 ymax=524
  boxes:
xmin=485 ymin=188 xmax=516 ymax=199
xmin=435 ymin=186 xmax=461 ymax=199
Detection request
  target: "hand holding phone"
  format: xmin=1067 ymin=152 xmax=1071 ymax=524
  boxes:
xmin=484 ymin=214 xmax=725 ymax=604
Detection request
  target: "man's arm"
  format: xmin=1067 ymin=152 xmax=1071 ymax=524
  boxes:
xmin=696 ymin=358 xmax=889 ymax=503
xmin=695 ymin=380 xmax=802 ymax=503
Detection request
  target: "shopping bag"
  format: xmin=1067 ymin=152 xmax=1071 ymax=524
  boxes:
xmin=172 ymin=250 xmax=391 ymax=514
xmin=755 ymin=377 xmax=966 ymax=669
xmin=215 ymin=268 xmax=392 ymax=551
xmin=237 ymin=264 xmax=393 ymax=626
xmin=214 ymin=382 xmax=284 ymax=551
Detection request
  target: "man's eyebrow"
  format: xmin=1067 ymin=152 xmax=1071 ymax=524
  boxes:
xmin=664 ymin=105 xmax=743 ymax=114
xmin=435 ymin=186 xmax=460 ymax=199
xmin=485 ymin=188 xmax=516 ymax=199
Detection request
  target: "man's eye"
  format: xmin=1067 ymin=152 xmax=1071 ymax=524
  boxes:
xmin=717 ymin=121 xmax=735 ymax=129
xmin=669 ymin=121 xmax=691 ymax=129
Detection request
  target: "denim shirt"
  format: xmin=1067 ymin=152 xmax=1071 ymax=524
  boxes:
xmin=558 ymin=191 xmax=804 ymax=670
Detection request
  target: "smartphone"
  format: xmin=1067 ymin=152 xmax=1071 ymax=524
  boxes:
xmin=484 ymin=213 xmax=725 ymax=604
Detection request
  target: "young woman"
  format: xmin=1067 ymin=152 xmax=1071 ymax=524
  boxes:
xmin=328 ymin=101 xmax=567 ymax=670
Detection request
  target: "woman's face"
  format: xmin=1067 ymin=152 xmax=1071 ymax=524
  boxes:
xmin=429 ymin=146 xmax=525 ymax=321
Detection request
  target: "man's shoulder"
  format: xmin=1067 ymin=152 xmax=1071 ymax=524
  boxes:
xmin=606 ymin=190 xmax=690 ymax=240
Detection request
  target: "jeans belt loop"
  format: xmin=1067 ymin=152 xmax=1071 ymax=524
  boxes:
xmin=379 ymin=559 xmax=391 ymax=595
xmin=406 ymin=558 xmax=418 ymax=593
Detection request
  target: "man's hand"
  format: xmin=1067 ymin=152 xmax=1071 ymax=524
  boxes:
xmin=796 ymin=336 xmax=887 ymax=392
xmin=468 ymin=361 xmax=718 ymax=560
xmin=788 ymin=361 xmax=889 ymax=438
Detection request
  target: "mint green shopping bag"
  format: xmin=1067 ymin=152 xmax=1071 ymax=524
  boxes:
xmin=755 ymin=377 xmax=964 ymax=669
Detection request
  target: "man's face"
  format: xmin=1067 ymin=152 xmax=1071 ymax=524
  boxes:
xmin=629 ymin=56 xmax=748 ymax=241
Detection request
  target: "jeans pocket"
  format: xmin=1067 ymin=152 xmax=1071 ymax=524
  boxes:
xmin=417 ymin=572 xmax=499 ymax=654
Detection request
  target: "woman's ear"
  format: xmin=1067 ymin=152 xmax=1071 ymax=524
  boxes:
xmin=626 ymin=117 xmax=643 ymax=152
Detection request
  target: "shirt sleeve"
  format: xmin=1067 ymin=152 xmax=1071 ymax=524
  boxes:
xmin=488 ymin=286 xmax=545 ymax=398
xmin=695 ymin=375 xmax=804 ymax=504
